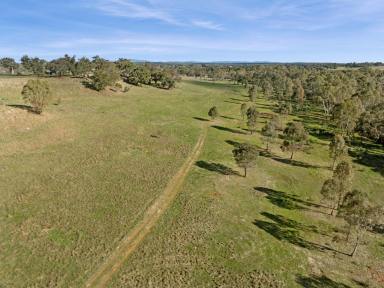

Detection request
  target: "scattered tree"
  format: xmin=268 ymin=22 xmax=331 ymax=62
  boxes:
xmin=294 ymin=82 xmax=305 ymax=107
xmin=280 ymin=122 xmax=308 ymax=159
xmin=261 ymin=121 xmax=278 ymax=151
xmin=278 ymin=101 xmax=292 ymax=116
xmin=358 ymin=102 xmax=384 ymax=144
xmin=208 ymin=106 xmax=219 ymax=120
xmin=248 ymin=85 xmax=257 ymax=102
xmin=0 ymin=57 xmax=17 ymax=74
xmin=21 ymin=79 xmax=51 ymax=114
xmin=246 ymin=106 xmax=258 ymax=134
xmin=240 ymin=103 xmax=247 ymax=120
xmin=271 ymin=114 xmax=284 ymax=131
xmin=332 ymin=97 xmax=364 ymax=136
xmin=75 ymin=57 xmax=93 ymax=77
xmin=329 ymin=134 xmax=347 ymax=170
xmin=232 ymin=143 xmax=259 ymax=177
xmin=90 ymin=62 xmax=120 ymax=91
xmin=21 ymin=55 xmax=46 ymax=75
xmin=320 ymin=161 xmax=353 ymax=215
xmin=46 ymin=54 xmax=76 ymax=76
xmin=339 ymin=190 xmax=382 ymax=256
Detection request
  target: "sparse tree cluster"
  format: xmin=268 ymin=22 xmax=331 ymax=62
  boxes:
xmin=0 ymin=55 xmax=177 ymax=91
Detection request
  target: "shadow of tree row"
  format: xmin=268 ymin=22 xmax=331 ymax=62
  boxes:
xmin=349 ymin=149 xmax=384 ymax=177
xmin=212 ymin=125 xmax=248 ymax=135
xmin=296 ymin=274 xmax=352 ymax=288
xmin=260 ymin=151 xmax=325 ymax=169
xmin=195 ymin=161 xmax=240 ymax=176
xmin=253 ymin=211 xmax=347 ymax=255
xmin=254 ymin=186 xmax=328 ymax=213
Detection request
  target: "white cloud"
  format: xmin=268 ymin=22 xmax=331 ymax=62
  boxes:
xmin=191 ymin=20 xmax=224 ymax=31
xmin=92 ymin=0 xmax=180 ymax=24
xmin=91 ymin=0 xmax=225 ymax=30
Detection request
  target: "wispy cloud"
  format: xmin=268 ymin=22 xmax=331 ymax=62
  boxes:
xmin=220 ymin=0 xmax=384 ymax=31
xmin=191 ymin=20 xmax=224 ymax=31
xmin=1 ymin=0 xmax=384 ymax=61
xmin=93 ymin=0 xmax=179 ymax=24
xmin=91 ymin=0 xmax=225 ymax=30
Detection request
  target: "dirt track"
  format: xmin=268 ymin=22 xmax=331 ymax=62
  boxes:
xmin=85 ymin=125 xmax=208 ymax=288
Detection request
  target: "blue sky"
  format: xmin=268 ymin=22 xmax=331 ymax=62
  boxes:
xmin=1 ymin=0 xmax=384 ymax=62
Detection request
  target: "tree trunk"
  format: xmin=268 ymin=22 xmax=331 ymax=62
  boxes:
xmin=336 ymin=192 xmax=343 ymax=214
xmin=350 ymin=232 xmax=360 ymax=257
xmin=266 ymin=142 xmax=269 ymax=152
xmin=244 ymin=167 xmax=247 ymax=178
xmin=332 ymin=157 xmax=336 ymax=170
xmin=290 ymin=151 xmax=294 ymax=160
xmin=330 ymin=205 xmax=335 ymax=216
xmin=346 ymin=224 xmax=352 ymax=242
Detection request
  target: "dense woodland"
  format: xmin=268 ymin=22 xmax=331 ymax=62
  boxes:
xmin=177 ymin=63 xmax=384 ymax=146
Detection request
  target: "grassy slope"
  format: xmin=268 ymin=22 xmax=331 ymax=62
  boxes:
xmin=0 ymin=78 xmax=232 ymax=287
xmin=108 ymin=81 xmax=384 ymax=288
xmin=0 ymin=78 xmax=383 ymax=287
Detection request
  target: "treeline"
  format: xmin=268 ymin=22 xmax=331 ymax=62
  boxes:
xmin=0 ymin=55 xmax=178 ymax=90
xmin=172 ymin=64 xmax=383 ymax=145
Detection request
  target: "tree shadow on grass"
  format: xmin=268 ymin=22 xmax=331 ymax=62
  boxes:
xmin=193 ymin=116 xmax=210 ymax=122
xmin=226 ymin=140 xmax=263 ymax=150
xmin=299 ymin=115 xmax=329 ymax=128
xmin=349 ymin=149 xmax=384 ymax=177
xmin=254 ymin=187 xmax=329 ymax=214
xmin=224 ymin=100 xmax=242 ymax=105
xmin=81 ymin=80 xmax=96 ymax=90
xmin=196 ymin=161 xmax=240 ymax=176
xmin=254 ymin=212 xmax=347 ymax=254
xmin=307 ymin=127 xmax=334 ymax=142
xmin=261 ymin=212 xmax=322 ymax=235
xmin=7 ymin=104 xmax=32 ymax=111
xmin=372 ymin=224 xmax=384 ymax=235
xmin=258 ymin=112 xmax=274 ymax=119
xmin=256 ymin=103 xmax=276 ymax=110
xmin=351 ymin=138 xmax=383 ymax=151
xmin=254 ymin=220 xmax=321 ymax=250
xmin=296 ymin=274 xmax=351 ymax=288
xmin=184 ymin=79 xmax=238 ymax=91
xmin=212 ymin=125 xmax=247 ymax=135
xmin=221 ymin=115 xmax=236 ymax=120
xmin=229 ymin=97 xmax=244 ymax=102
xmin=260 ymin=151 xmax=324 ymax=169
xmin=225 ymin=140 xmax=242 ymax=148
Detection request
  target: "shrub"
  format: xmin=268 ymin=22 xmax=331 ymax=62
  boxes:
xmin=21 ymin=79 xmax=51 ymax=114
xmin=90 ymin=62 xmax=120 ymax=91
xmin=208 ymin=106 xmax=219 ymax=120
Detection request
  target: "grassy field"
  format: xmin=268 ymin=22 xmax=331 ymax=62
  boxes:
xmin=1 ymin=78 xmax=383 ymax=287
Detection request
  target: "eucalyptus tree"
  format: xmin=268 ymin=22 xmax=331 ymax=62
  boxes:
xmin=261 ymin=121 xmax=278 ymax=152
xmin=208 ymin=106 xmax=219 ymax=120
xmin=339 ymin=190 xmax=383 ymax=256
xmin=320 ymin=161 xmax=353 ymax=215
xmin=246 ymin=106 xmax=258 ymax=134
xmin=232 ymin=143 xmax=259 ymax=177
xmin=281 ymin=122 xmax=308 ymax=160
xmin=329 ymin=134 xmax=347 ymax=170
